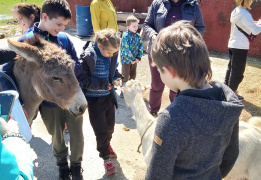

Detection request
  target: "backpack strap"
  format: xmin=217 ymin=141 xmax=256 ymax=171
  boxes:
xmin=235 ymin=24 xmax=249 ymax=37
xmin=24 ymin=31 xmax=35 ymax=39
xmin=57 ymin=32 xmax=68 ymax=50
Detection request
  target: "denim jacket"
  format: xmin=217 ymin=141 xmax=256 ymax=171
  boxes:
xmin=143 ymin=0 xmax=205 ymax=53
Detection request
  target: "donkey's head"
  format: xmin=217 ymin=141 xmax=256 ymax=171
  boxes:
xmin=8 ymin=35 xmax=87 ymax=117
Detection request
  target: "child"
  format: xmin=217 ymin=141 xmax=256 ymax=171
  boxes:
xmin=120 ymin=15 xmax=143 ymax=97
xmin=12 ymin=3 xmax=41 ymax=35
xmin=145 ymin=21 xmax=244 ymax=179
xmin=224 ymin=0 xmax=261 ymax=100
xmin=0 ymin=0 xmax=84 ymax=179
xmin=78 ymin=29 xmax=122 ymax=176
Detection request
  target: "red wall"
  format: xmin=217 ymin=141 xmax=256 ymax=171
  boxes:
xmin=67 ymin=0 xmax=261 ymax=58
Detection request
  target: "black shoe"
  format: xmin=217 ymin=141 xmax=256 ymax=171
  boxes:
xmin=150 ymin=112 xmax=158 ymax=118
xmin=234 ymin=91 xmax=244 ymax=100
xmin=120 ymin=91 xmax=124 ymax=98
xmin=58 ymin=163 xmax=71 ymax=180
xmin=71 ymin=163 xmax=83 ymax=180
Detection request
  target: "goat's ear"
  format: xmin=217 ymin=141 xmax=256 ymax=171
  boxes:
xmin=8 ymin=39 xmax=40 ymax=62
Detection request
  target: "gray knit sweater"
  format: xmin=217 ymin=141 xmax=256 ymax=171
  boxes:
xmin=145 ymin=81 xmax=244 ymax=180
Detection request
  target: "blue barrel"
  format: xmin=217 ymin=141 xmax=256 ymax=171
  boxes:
xmin=76 ymin=5 xmax=93 ymax=36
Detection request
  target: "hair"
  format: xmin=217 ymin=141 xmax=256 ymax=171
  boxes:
xmin=236 ymin=0 xmax=252 ymax=8
xmin=151 ymin=20 xmax=212 ymax=89
xmin=41 ymin=0 xmax=71 ymax=20
xmin=94 ymin=28 xmax=121 ymax=49
xmin=12 ymin=3 xmax=41 ymax=23
xmin=126 ymin=15 xmax=140 ymax=26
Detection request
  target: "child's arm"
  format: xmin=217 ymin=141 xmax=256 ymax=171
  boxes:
xmin=146 ymin=113 xmax=184 ymax=179
xmin=219 ymin=121 xmax=239 ymax=178
xmin=135 ymin=36 xmax=143 ymax=61
xmin=66 ymin=37 xmax=83 ymax=77
xmin=120 ymin=33 xmax=136 ymax=64
xmin=79 ymin=56 xmax=109 ymax=90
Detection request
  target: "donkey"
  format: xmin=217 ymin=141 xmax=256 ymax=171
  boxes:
xmin=7 ymin=35 xmax=87 ymax=125
xmin=123 ymin=79 xmax=261 ymax=179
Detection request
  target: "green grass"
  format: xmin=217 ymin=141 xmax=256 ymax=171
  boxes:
xmin=0 ymin=0 xmax=43 ymax=15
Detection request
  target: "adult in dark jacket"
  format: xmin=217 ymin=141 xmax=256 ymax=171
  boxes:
xmin=143 ymin=0 xmax=205 ymax=117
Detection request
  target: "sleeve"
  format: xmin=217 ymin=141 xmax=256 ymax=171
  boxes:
xmin=145 ymin=113 xmax=185 ymax=180
xmin=2 ymin=137 xmax=33 ymax=180
xmin=143 ymin=2 xmax=158 ymax=39
xmin=242 ymin=13 xmax=261 ymax=35
xmin=0 ymin=48 xmax=16 ymax=65
xmin=78 ymin=56 xmax=109 ymax=90
xmin=136 ymin=36 xmax=143 ymax=60
xmin=120 ymin=34 xmax=135 ymax=63
xmin=66 ymin=37 xmax=82 ymax=77
xmin=90 ymin=1 xmax=101 ymax=33
xmin=194 ymin=4 xmax=205 ymax=35
xmin=220 ymin=121 xmax=239 ymax=178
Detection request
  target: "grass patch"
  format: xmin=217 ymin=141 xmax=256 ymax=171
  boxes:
xmin=0 ymin=0 xmax=43 ymax=15
xmin=0 ymin=18 xmax=17 ymax=25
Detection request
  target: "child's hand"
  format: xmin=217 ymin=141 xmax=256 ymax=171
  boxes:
xmin=108 ymin=83 xmax=112 ymax=90
xmin=131 ymin=59 xmax=139 ymax=64
xmin=112 ymin=78 xmax=122 ymax=86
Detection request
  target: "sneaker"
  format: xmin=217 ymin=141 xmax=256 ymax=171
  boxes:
xmin=108 ymin=145 xmax=117 ymax=159
xmin=234 ymin=91 xmax=244 ymax=100
xmin=120 ymin=91 xmax=124 ymax=98
xmin=150 ymin=112 xmax=158 ymax=118
xmin=70 ymin=163 xmax=83 ymax=180
xmin=58 ymin=163 xmax=71 ymax=180
xmin=104 ymin=159 xmax=117 ymax=176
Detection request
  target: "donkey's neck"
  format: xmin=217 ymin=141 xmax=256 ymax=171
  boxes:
xmin=129 ymin=92 xmax=154 ymax=137
xmin=14 ymin=63 xmax=43 ymax=124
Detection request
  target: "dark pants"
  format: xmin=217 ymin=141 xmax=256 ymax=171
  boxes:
xmin=225 ymin=48 xmax=248 ymax=91
xmin=121 ymin=63 xmax=137 ymax=84
xmin=40 ymin=105 xmax=84 ymax=165
xmin=148 ymin=55 xmax=177 ymax=113
xmin=86 ymin=95 xmax=115 ymax=160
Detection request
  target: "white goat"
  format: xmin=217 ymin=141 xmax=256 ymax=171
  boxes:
xmin=225 ymin=117 xmax=261 ymax=180
xmin=123 ymin=80 xmax=261 ymax=180
xmin=122 ymin=79 xmax=156 ymax=165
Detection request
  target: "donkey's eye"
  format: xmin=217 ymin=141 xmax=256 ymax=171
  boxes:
xmin=52 ymin=77 xmax=62 ymax=82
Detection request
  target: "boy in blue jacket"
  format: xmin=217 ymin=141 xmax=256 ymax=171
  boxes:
xmin=120 ymin=15 xmax=143 ymax=97
xmin=0 ymin=0 xmax=83 ymax=179
xmin=146 ymin=21 xmax=244 ymax=180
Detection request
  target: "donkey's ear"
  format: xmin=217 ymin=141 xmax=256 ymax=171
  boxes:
xmin=7 ymin=39 xmax=40 ymax=62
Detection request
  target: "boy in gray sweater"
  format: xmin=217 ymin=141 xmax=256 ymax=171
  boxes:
xmin=145 ymin=21 xmax=244 ymax=180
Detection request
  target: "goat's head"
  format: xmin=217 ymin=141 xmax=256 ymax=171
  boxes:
xmin=122 ymin=80 xmax=147 ymax=106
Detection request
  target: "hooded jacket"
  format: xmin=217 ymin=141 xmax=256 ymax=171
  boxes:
xmin=143 ymin=0 xmax=205 ymax=54
xmin=146 ymin=82 xmax=244 ymax=180
xmin=78 ymin=42 xmax=122 ymax=108
xmin=228 ymin=7 xmax=261 ymax=50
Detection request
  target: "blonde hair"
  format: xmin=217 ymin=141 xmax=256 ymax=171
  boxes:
xmin=94 ymin=28 xmax=121 ymax=49
xmin=126 ymin=15 xmax=139 ymax=26
xmin=236 ymin=0 xmax=252 ymax=8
